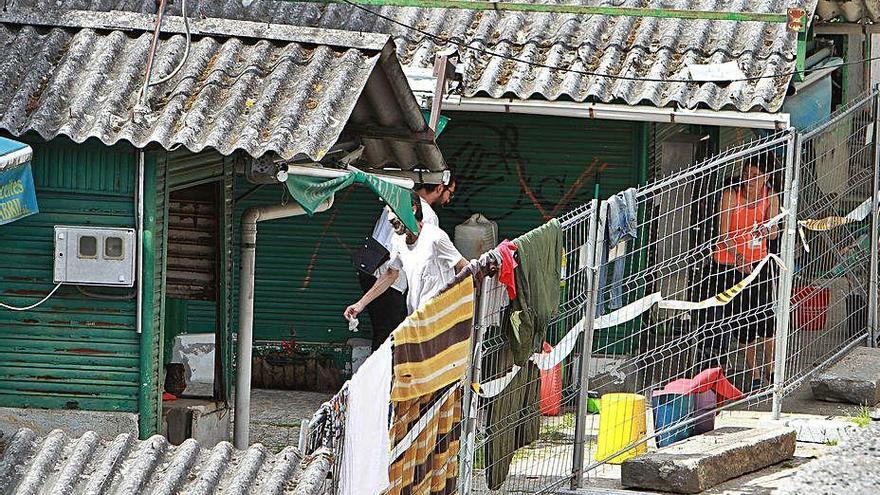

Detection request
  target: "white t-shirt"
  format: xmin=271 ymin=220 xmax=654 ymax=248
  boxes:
xmin=419 ymin=197 xmax=439 ymax=228
xmin=370 ymin=204 xmax=440 ymax=293
xmin=389 ymin=223 xmax=463 ymax=313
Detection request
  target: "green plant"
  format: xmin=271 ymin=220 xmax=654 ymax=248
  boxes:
xmin=850 ymin=406 xmax=872 ymax=428
xmin=825 ymin=439 xmax=838 ymax=446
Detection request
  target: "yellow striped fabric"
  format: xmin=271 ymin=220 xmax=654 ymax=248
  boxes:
xmin=799 ymin=217 xmax=852 ymax=232
xmin=390 ymin=278 xmax=474 ymax=402
xmin=386 ymin=385 xmax=462 ymax=495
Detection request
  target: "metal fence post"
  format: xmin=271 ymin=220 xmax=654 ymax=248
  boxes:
xmin=571 ymin=199 xmax=603 ymax=488
xmin=772 ymin=129 xmax=801 ymax=419
xmin=868 ymin=90 xmax=880 ymax=348
xmin=458 ymin=277 xmax=489 ymax=495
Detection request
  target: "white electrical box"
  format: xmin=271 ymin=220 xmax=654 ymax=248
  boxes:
xmin=53 ymin=226 xmax=136 ymax=287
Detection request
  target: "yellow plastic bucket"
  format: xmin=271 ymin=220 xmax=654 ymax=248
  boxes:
xmin=594 ymin=393 xmax=647 ymax=464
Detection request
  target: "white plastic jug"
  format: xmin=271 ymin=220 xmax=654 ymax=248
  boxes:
xmin=454 ymin=213 xmax=498 ymax=260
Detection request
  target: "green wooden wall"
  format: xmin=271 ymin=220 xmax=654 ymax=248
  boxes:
xmin=0 ymin=137 xmax=141 ymax=412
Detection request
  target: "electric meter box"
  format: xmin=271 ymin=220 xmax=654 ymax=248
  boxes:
xmin=53 ymin=226 xmax=136 ymax=287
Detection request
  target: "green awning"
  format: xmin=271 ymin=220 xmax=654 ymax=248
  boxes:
xmin=286 ymin=170 xmax=418 ymax=233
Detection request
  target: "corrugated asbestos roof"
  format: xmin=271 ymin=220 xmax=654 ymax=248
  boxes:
xmin=0 ymin=428 xmax=331 ymax=494
xmin=4 ymin=0 xmax=819 ymax=113
xmin=0 ymin=9 xmax=446 ymax=169
xmin=816 ymin=0 xmax=880 ymax=22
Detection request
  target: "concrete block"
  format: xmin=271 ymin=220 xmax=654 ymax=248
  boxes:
xmin=171 ymin=333 xmax=215 ymax=389
xmin=810 ymin=347 xmax=880 ymax=406
xmin=621 ymin=427 xmax=796 ymax=494
xmin=774 ymin=417 xmax=859 ymax=444
xmin=162 ymin=399 xmax=230 ymax=448
xmin=0 ymin=407 xmax=137 ymax=441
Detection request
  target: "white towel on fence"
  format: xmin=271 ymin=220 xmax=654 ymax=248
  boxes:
xmin=341 ymin=339 xmax=392 ymax=495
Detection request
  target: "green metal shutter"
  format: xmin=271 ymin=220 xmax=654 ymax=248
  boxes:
xmin=437 ymin=112 xmax=641 ymax=238
xmin=0 ymin=138 xmax=140 ymax=412
xmin=231 ymin=183 xmax=384 ymax=348
xmin=225 ymin=112 xmax=641 ymax=356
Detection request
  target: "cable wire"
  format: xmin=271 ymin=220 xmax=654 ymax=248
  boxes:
xmin=339 ymin=0 xmax=878 ymax=84
xmin=150 ymin=0 xmax=191 ymax=86
xmin=0 ymin=283 xmax=63 ymax=311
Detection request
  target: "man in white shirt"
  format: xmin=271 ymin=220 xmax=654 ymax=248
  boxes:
xmin=355 ymin=175 xmax=457 ymax=348
xmin=414 ymin=174 xmax=457 ymax=228
xmin=346 ymin=192 xmax=467 ymax=322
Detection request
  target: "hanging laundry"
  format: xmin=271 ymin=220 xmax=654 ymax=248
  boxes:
xmin=341 ymin=340 xmax=393 ymax=495
xmin=597 ymin=188 xmax=638 ymax=313
xmin=387 ymin=384 xmax=462 ymax=495
xmin=508 ymin=219 xmax=563 ymax=365
xmin=390 ymin=277 xmax=474 ymax=402
xmin=496 ymin=239 xmax=519 ymax=299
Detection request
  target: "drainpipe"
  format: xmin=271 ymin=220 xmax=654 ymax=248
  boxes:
xmin=233 ymin=196 xmax=335 ymax=449
xmin=136 ymin=152 xmax=144 ymax=335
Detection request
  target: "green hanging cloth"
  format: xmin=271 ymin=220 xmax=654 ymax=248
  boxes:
xmin=285 ymin=170 xmax=419 ymax=233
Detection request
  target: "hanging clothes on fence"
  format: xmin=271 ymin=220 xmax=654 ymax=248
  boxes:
xmin=597 ymin=188 xmax=638 ymax=314
xmin=387 ymin=384 xmax=463 ymax=495
xmin=484 ymin=219 xmax=563 ymax=490
xmin=386 ymin=277 xmax=474 ymax=494
xmin=496 ymin=239 xmax=519 ymax=299
xmin=341 ymin=339 xmax=393 ymax=495
xmin=506 ymin=219 xmax=563 ymax=365
xmin=390 ymin=277 xmax=475 ymax=402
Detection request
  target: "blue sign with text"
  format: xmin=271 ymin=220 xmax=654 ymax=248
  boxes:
xmin=0 ymin=163 xmax=38 ymax=225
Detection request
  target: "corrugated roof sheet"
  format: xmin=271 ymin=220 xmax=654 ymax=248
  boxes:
xmin=816 ymin=0 xmax=880 ymax=22
xmin=0 ymin=10 xmax=446 ymax=169
xmin=5 ymin=0 xmax=819 ymax=112
xmin=0 ymin=428 xmax=331 ymax=494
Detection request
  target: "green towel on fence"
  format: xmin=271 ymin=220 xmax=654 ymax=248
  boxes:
xmin=484 ymin=218 xmax=563 ymax=490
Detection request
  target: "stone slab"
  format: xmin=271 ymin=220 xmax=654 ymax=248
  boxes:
xmin=768 ymin=417 xmax=860 ymax=444
xmin=810 ymin=346 xmax=880 ymax=406
xmin=0 ymin=407 xmax=137 ymax=441
xmin=620 ymin=427 xmax=796 ymax=494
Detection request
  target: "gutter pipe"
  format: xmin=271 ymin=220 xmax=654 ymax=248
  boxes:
xmin=233 ymin=196 xmax=335 ymax=448
xmin=442 ymin=96 xmax=792 ymax=130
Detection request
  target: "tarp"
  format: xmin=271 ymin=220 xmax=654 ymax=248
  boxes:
xmin=286 ymin=169 xmax=419 ymax=233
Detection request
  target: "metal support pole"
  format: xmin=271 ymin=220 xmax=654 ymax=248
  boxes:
xmin=868 ymin=90 xmax=880 ymax=347
xmin=571 ymin=199 xmax=603 ymax=488
xmin=458 ymin=278 xmax=490 ymax=495
xmin=772 ymin=130 xmax=801 ymax=420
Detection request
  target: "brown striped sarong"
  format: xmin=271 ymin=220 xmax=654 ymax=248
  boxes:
xmin=390 ymin=277 xmax=474 ymax=402
xmin=386 ymin=384 xmax=462 ymax=495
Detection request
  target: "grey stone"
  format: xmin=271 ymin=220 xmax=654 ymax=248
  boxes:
xmin=620 ymin=427 xmax=796 ymax=494
xmin=777 ymin=417 xmax=859 ymax=444
xmin=810 ymin=346 xmax=880 ymax=406
xmin=778 ymin=423 xmax=880 ymax=495
xmin=0 ymin=407 xmax=137 ymax=440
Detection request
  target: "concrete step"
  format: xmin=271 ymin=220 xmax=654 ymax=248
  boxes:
xmin=620 ymin=426 xmax=796 ymax=494
xmin=810 ymin=346 xmax=880 ymax=406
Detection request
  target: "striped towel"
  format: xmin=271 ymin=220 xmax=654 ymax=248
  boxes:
xmin=799 ymin=216 xmax=852 ymax=232
xmin=387 ymin=385 xmax=462 ymax=495
xmin=390 ymin=277 xmax=474 ymax=402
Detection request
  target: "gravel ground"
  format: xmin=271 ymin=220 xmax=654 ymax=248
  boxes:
xmin=777 ymin=422 xmax=880 ymax=495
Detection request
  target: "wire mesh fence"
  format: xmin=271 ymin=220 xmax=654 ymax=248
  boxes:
xmin=461 ymin=91 xmax=880 ymax=493
xmin=783 ymin=93 xmax=879 ymax=397
xmin=302 ymin=92 xmax=880 ymax=495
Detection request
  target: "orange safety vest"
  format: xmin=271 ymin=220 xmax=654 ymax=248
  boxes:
xmin=714 ymin=188 xmax=770 ymax=265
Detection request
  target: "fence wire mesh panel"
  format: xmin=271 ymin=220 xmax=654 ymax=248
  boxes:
xmin=465 ymin=202 xmax=598 ymax=494
xmin=782 ymin=91 xmax=880 ymax=398
xmin=576 ymin=131 xmax=795 ymax=478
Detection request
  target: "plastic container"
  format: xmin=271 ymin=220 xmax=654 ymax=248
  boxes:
xmin=651 ymin=393 xmax=696 ymax=448
xmin=454 ymin=214 xmax=498 ymax=260
xmin=792 ymin=286 xmax=830 ymax=332
xmin=692 ymin=390 xmax=716 ymax=435
xmin=539 ymin=342 xmax=562 ymax=416
xmin=595 ymin=393 xmax=647 ymax=464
